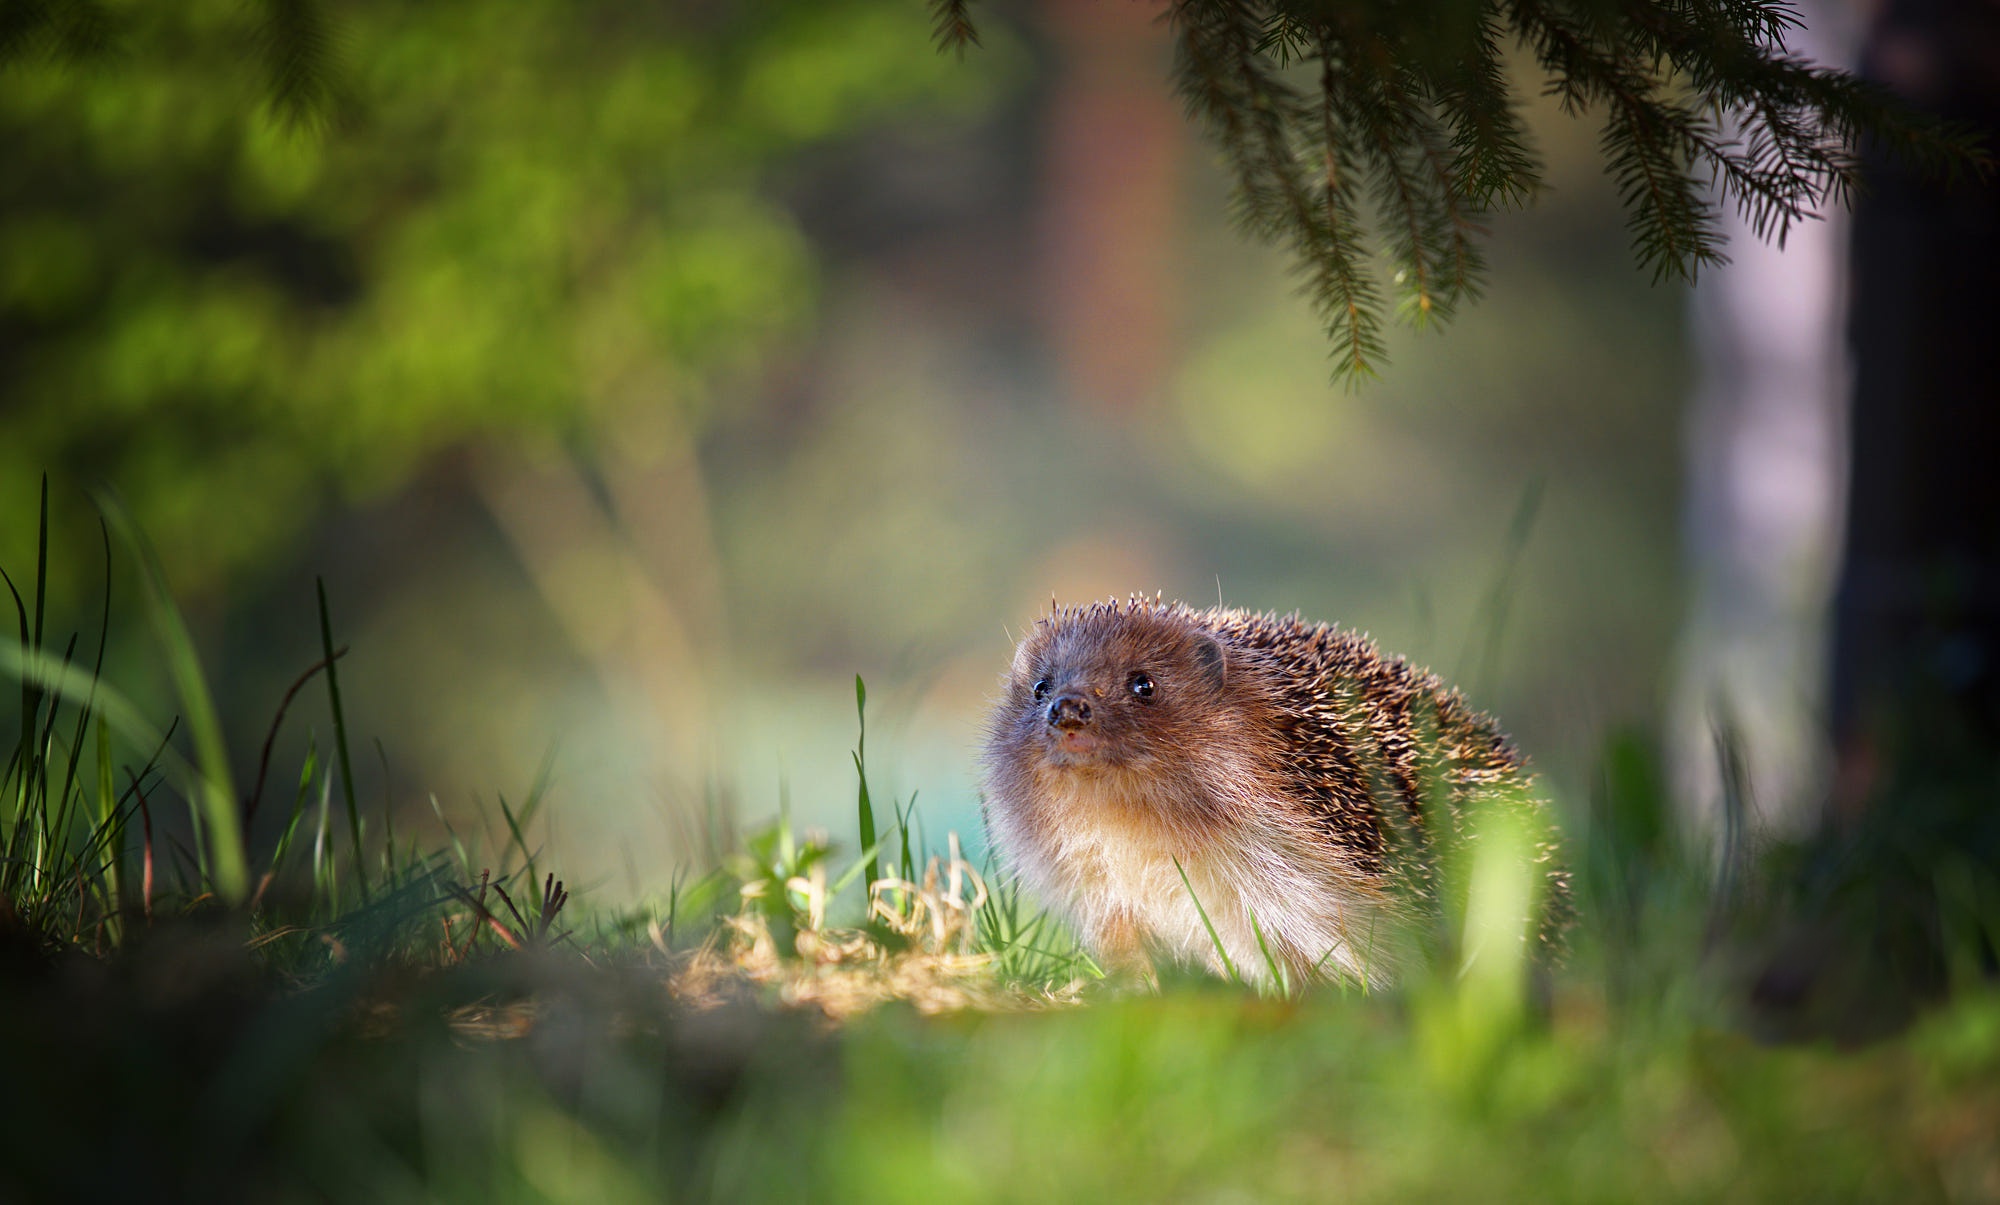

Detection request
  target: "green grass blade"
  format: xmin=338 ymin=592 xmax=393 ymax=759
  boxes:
xmin=830 ymin=839 xmax=885 ymax=898
xmin=515 ymin=744 xmax=556 ymax=841
xmin=39 ymin=655 xmax=83 ymax=871
xmin=497 ymin=791 xmax=538 ymax=889
xmin=31 ymin=475 xmax=47 ymax=655
xmin=776 ymin=774 xmax=796 ymax=871
xmin=52 ymin=519 xmax=112 ymax=849
xmin=4 ymin=520 xmax=36 ymax=845
xmin=853 ymin=675 xmax=878 ymax=881
xmin=0 ymin=645 xmax=202 ymax=783
xmin=1456 ymin=476 xmax=1543 ymax=700
xmin=23 ymin=477 xmax=50 ymax=842
xmin=1248 ymin=908 xmax=1290 ymax=997
xmin=1174 ymin=856 xmax=1241 ymax=984
xmin=316 ymin=577 xmax=367 ymax=903
xmin=94 ymin=713 xmax=120 ymax=920
xmin=427 ymin=792 xmax=472 ymax=882
xmin=270 ymin=742 xmax=319 ymax=875
xmin=897 ymin=792 xmax=918 ymax=881
xmin=89 ymin=491 xmax=248 ymax=903
xmin=375 ymin=738 xmax=395 ymax=883
xmin=311 ymin=760 xmax=334 ymax=908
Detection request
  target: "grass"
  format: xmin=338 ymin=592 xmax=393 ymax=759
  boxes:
xmin=4 ymin=480 xmax=2000 ymax=1202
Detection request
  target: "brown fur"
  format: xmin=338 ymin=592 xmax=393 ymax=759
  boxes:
xmin=981 ymin=597 xmax=1569 ymax=986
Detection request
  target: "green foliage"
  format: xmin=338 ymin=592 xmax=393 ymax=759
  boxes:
xmin=939 ymin=0 xmax=1988 ymax=382
xmin=0 ymin=0 xmax=1005 ymax=588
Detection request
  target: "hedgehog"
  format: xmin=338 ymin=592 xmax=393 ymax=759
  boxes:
xmin=981 ymin=597 xmax=1569 ymax=986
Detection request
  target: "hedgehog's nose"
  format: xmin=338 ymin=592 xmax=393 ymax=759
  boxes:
xmin=1047 ymin=694 xmax=1092 ymax=729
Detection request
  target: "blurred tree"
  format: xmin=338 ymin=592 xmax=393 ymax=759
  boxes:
xmin=0 ymin=0 xmax=999 ymax=591
xmin=1672 ymin=0 xmax=2000 ymax=845
xmin=1671 ymin=0 xmax=1855 ymax=841
xmin=1830 ymin=0 xmax=2000 ymax=797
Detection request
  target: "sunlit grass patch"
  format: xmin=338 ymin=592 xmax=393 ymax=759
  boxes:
xmin=629 ymin=674 xmax=1100 ymax=1016
xmin=675 ymin=839 xmax=1082 ymax=1018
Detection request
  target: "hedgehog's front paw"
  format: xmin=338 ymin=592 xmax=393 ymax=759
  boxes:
xmin=1086 ymin=911 xmax=1160 ymax=990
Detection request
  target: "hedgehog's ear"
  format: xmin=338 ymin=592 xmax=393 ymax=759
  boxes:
xmin=1190 ymin=634 xmax=1227 ymax=691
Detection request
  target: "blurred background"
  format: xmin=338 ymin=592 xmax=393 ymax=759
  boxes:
xmin=0 ymin=0 xmax=1853 ymax=900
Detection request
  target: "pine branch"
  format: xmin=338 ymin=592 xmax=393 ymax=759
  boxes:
xmin=1314 ymin=52 xmax=1385 ymax=377
xmin=1343 ymin=37 xmax=1490 ymax=325
xmin=256 ymin=0 xmax=344 ymax=133
xmin=1114 ymin=0 xmax=1993 ymax=378
xmin=1431 ymin=15 xmax=1543 ymax=210
xmin=0 ymin=0 xmax=113 ymax=67
xmin=928 ymin=0 xmax=981 ymax=58
xmin=1 ymin=0 xmax=352 ymax=135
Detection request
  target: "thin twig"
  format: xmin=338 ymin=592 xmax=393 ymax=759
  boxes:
xmin=446 ymin=879 xmax=523 ymax=951
xmin=245 ymin=647 xmax=347 ymax=829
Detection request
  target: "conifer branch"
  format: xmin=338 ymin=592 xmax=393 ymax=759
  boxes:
xmin=935 ymin=0 xmax=1989 ymax=382
xmin=256 ymin=0 xmax=344 ymax=133
xmin=0 ymin=0 xmax=344 ymax=130
xmin=0 ymin=0 xmax=113 ymax=67
xmin=928 ymin=0 xmax=981 ymax=57
xmin=1316 ymin=53 xmax=1384 ymax=377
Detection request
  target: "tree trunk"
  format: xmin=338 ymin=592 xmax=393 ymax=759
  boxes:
xmin=1830 ymin=0 xmax=2000 ymax=807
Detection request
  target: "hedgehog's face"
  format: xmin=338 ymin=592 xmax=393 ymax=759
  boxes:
xmin=995 ymin=610 xmax=1229 ymax=773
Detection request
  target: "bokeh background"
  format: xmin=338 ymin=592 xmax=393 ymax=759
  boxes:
xmin=0 ymin=0 xmax=1845 ymax=900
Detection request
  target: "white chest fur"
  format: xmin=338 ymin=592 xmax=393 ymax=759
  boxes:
xmin=993 ymin=771 xmax=1395 ymax=986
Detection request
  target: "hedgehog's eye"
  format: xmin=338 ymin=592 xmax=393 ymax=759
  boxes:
xmin=1129 ymin=672 xmax=1155 ymax=700
xmin=1031 ymin=678 xmax=1052 ymax=701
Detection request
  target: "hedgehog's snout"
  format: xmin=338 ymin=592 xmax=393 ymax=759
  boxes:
xmin=1047 ymin=694 xmax=1092 ymax=730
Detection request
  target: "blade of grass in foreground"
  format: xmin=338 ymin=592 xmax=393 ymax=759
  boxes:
xmin=486 ymin=744 xmax=556 ymax=895
xmin=1 ymin=479 xmax=48 ymax=893
xmin=94 ymin=714 xmax=121 ymax=927
xmin=317 ymin=578 xmax=367 ymax=903
xmin=1249 ymin=908 xmax=1291 ymax=996
xmin=853 ymin=675 xmax=878 ymax=882
xmin=1456 ymin=477 xmax=1543 ymax=702
xmin=96 ymin=491 xmax=248 ymax=905
xmin=1174 ymin=856 xmax=1242 ymax=985
xmin=52 ymin=518 xmax=112 ymax=856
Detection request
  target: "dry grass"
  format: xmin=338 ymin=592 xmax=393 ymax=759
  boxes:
xmin=672 ymin=840 xmax=1084 ymax=1020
